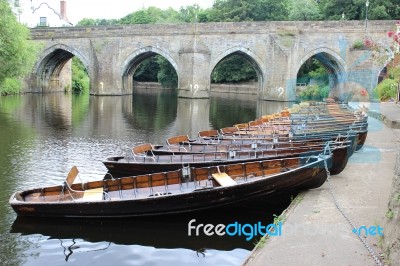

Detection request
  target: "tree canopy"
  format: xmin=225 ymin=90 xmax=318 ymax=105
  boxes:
xmin=75 ymin=0 xmax=400 ymax=26
xmin=0 ymin=0 xmax=38 ymax=95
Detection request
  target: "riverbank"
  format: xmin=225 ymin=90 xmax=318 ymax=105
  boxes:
xmin=243 ymin=102 xmax=400 ymax=265
xmin=133 ymin=81 xmax=258 ymax=94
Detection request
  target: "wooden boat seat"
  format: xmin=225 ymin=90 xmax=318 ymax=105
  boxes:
xmin=62 ymin=166 xmax=107 ymax=201
xmin=211 ymin=172 xmax=237 ymax=187
xmin=65 ymin=166 xmax=79 ymax=188
xmin=132 ymin=143 xmax=156 ymax=161
xmin=233 ymin=123 xmax=249 ymax=130
xmin=166 ymin=135 xmax=192 ymax=145
xmin=220 ymin=127 xmax=239 ymax=135
xmin=198 ymin=130 xmax=219 ymax=139
xmin=198 ymin=130 xmax=220 ymax=144
xmin=166 ymin=135 xmax=194 ymax=152
xmin=82 ymin=187 xmax=104 ymax=201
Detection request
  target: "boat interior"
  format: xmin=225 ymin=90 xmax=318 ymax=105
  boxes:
xmin=17 ymin=157 xmax=315 ymax=203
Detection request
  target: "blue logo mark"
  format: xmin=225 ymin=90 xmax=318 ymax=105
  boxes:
xmin=352 ymin=225 xmax=383 ymax=237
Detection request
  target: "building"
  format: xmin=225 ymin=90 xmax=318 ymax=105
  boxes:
xmin=18 ymin=0 xmax=72 ymax=27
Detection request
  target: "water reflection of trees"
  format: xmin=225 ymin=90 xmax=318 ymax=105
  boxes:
xmin=123 ymin=89 xmax=177 ymax=132
xmin=0 ymin=96 xmax=37 ymax=266
xmin=209 ymin=93 xmax=257 ymax=130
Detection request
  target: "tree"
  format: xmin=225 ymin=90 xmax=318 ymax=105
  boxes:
xmin=118 ymin=7 xmax=180 ymax=25
xmin=208 ymin=0 xmax=289 ymax=22
xmin=320 ymin=0 xmax=400 ymax=21
xmin=319 ymin=0 xmax=362 ymax=20
xmin=212 ymin=55 xmax=257 ymax=83
xmin=289 ymin=0 xmax=322 ymax=21
xmin=0 ymin=0 xmax=39 ymax=95
xmin=133 ymin=57 xmax=159 ymax=82
xmin=76 ymin=18 xmax=118 ymax=26
xmin=71 ymin=57 xmax=89 ymax=93
xmin=156 ymin=56 xmax=178 ymax=89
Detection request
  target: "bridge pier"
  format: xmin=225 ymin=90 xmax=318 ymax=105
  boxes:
xmin=177 ymin=36 xmax=211 ymax=99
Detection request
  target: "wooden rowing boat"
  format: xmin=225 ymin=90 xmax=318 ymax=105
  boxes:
xmin=204 ymin=128 xmax=366 ymax=151
xmin=10 ymin=155 xmax=331 ymax=218
xmin=154 ymin=133 xmax=356 ymax=155
xmin=103 ymin=142 xmax=350 ymax=176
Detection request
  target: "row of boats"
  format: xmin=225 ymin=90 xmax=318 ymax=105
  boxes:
xmin=10 ymin=101 xmax=369 ymax=218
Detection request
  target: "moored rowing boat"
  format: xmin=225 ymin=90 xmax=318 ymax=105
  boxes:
xmin=10 ymin=155 xmax=331 ymax=218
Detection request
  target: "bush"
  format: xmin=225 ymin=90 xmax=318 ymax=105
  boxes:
xmin=373 ymin=79 xmax=397 ymax=101
xmin=71 ymin=58 xmax=89 ymax=93
xmin=352 ymin=40 xmax=365 ymax=50
xmin=298 ymin=85 xmax=329 ymax=100
xmin=0 ymin=78 xmax=22 ymax=96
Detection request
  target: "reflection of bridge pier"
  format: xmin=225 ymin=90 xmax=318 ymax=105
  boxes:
xmin=176 ymin=98 xmax=211 ymax=138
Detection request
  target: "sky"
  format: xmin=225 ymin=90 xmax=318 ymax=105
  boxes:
xmin=63 ymin=0 xmax=215 ymax=24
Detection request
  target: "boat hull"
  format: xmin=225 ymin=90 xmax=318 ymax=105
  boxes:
xmin=103 ymin=145 xmax=350 ymax=176
xmin=10 ymin=156 xmax=329 ymax=218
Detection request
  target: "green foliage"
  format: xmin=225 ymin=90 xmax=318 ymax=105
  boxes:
xmin=208 ymin=0 xmax=289 ymax=22
xmin=76 ymin=18 xmax=118 ymax=26
xmin=308 ymin=60 xmax=329 ymax=85
xmin=373 ymin=78 xmax=397 ymax=101
xmin=388 ymin=65 xmax=400 ymax=81
xmin=0 ymin=0 xmax=39 ymax=95
xmin=352 ymin=40 xmax=365 ymax=50
xmin=298 ymin=85 xmax=330 ymax=100
xmin=119 ymin=7 xmax=180 ymax=25
xmin=156 ymin=56 xmax=178 ymax=89
xmin=319 ymin=0 xmax=400 ymax=20
xmin=71 ymin=57 xmax=89 ymax=93
xmin=71 ymin=93 xmax=90 ymax=126
xmin=212 ymin=55 xmax=257 ymax=83
xmin=134 ymin=57 xmax=160 ymax=82
xmin=178 ymin=4 xmax=203 ymax=23
xmin=289 ymin=0 xmax=321 ymax=21
xmin=386 ymin=209 xmax=395 ymax=220
xmin=0 ymin=78 xmax=22 ymax=96
xmin=297 ymin=58 xmax=329 ymax=86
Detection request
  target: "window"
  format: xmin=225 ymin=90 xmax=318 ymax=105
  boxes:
xmin=39 ymin=17 xmax=47 ymax=27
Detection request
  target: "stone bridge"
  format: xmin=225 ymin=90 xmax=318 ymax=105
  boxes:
xmin=26 ymin=20 xmax=396 ymax=100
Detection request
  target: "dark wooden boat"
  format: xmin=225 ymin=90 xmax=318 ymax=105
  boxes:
xmin=103 ymin=141 xmax=350 ymax=176
xmin=10 ymin=155 xmax=331 ymax=218
xmin=154 ymin=134 xmax=356 ymax=156
xmin=197 ymin=127 xmax=366 ymax=152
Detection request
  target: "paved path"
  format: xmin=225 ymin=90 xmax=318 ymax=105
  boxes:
xmin=243 ymin=102 xmax=400 ymax=266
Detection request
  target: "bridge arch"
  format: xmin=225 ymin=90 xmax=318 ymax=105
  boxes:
xmin=210 ymin=46 xmax=266 ymax=95
xmin=34 ymin=44 xmax=90 ymax=92
xmin=295 ymin=48 xmax=348 ymax=99
xmin=122 ymin=46 xmax=178 ymax=93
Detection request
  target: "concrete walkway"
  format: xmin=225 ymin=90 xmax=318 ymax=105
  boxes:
xmin=243 ymin=102 xmax=400 ymax=266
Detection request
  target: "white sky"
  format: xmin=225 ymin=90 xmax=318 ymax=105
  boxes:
xmin=64 ymin=0 xmax=215 ymax=24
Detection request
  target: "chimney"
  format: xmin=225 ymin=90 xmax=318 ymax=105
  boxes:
xmin=60 ymin=1 xmax=67 ymax=20
xmin=59 ymin=0 xmax=72 ymax=25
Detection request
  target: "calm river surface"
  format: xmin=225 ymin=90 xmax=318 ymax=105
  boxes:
xmin=0 ymin=90 xmax=293 ymax=266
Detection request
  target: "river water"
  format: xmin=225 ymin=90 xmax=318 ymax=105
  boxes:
xmin=0 ymin=89 xmax=293 ymax=266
